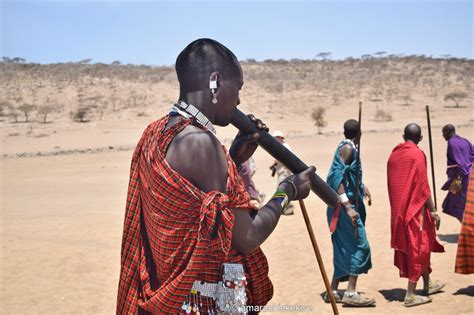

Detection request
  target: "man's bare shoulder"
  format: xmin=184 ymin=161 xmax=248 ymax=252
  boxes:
xmin=339 ymin=143 xmax=354 ymax=152
xmin=168 ymin=125 xmax=223 ymax=161
xmin=339 ymin=143 xmax=354 ymax=164
xmin=166 ymin=125 xmax=228 ymax=192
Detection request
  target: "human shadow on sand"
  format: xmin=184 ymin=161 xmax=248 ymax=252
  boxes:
xmin=438 ymin=233 xmax=459 ymax=243
xmin=453 ymin=285 xmax=474 ymax=297
xmin=379 ymin=288 xmax=405 ymax=302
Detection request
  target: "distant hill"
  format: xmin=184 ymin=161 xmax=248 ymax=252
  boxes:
xmin=0 ymin=56 xmax=472 ymax=125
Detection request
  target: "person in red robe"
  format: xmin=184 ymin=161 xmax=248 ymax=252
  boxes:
xmin=387 ymin=123 xmax=445 ymax=307
xmin=455 ymin=169 xmax=474 ymax=274
xmin=116 ymin=38 xmax=315 ymax=314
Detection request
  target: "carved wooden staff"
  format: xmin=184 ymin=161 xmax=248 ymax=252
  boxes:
xmin=354 ymin=101 xmax=362 ymax=238
xmin=231 ymin=109 xmax=339 ymax=314
xmin=425 ymin=105 xmax=438 ymax=210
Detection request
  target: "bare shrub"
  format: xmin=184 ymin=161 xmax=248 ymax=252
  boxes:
xmin=72 ymin=105 xmax=95 ymax=123
xmin=7 ymin=107 xmax=20 ymax=123
xmin=17 ymin=103 xmax=36 ymax=122
xmin=374 ymin=108 xmax=393 ymax=121
xmin=0 ymin=100 xmax=12 ymax=116
xmin=311 ymin=106 xmax=327 ymax=134
xmin=37 ymin=104 xmax=61 ymax=123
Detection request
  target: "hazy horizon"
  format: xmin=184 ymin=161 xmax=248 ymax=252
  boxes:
xmin=2 ymin=0 xmax=472 ymax=66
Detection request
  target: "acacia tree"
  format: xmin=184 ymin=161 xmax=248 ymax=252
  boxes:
xmin=4 ymin=103 xmax=19 ymax=123
xmin=316 ymin=52 xmax=332 ymax=61
xmin=311 ymin=106 xmax=327 ymax=134
xmin=8 ymin=108 xmax=20 ymax=123
xmin=37 ymin=105 xmax=61 ymax=123
xmin=78 ymin=58 xmax=92 ymax=64
xmin=0 ymin=100 xmax=11 ymax=116
xmin=444 ymin=91 xmax=468 ymax=108
xmin=17 ymin=104 xmax=36 ymax=122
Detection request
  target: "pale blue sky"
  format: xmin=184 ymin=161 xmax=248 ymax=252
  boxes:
xmin=1 ymin=0 xmax=472 ymax=65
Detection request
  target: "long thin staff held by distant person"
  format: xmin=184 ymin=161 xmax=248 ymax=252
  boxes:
xmin=354 ymin=101 xmax=362 ymax=238
xmin=425 ymin=105 xmax=438 ymax=210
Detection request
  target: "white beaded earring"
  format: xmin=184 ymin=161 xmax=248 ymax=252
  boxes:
xmin=210 ymin=76 xmax=218 ymax=104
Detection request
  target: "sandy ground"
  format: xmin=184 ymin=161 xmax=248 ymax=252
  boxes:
xmin=1 ymin=107 xmax=473 ymax=314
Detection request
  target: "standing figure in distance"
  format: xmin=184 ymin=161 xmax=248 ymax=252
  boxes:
xmin=326 ymin=119 xmax=375 ymax=307
xmin=441 ymin=124 xmax=473 ymax=222
xmin=387 ymin=123 xmax=445 ymax=307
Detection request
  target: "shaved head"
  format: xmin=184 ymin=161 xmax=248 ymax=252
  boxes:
xmin=175 ymin=38 xmax=241 ymax=94
xmin=442 ymin=124 xmax=456 ymax=141
xmin=403 ymin=123 xmax=422 ymax=144
xmin=344 ymin=119 xmax=360 ymax=140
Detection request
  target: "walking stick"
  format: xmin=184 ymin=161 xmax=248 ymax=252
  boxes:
xmin=299 ymin=200 xmax=339 ymax=315
xmin=231 ymin=110 xmax=339 ymax=314
xmin=425 ymin=105 xmax=438 ymax=210
xmin=354 ymin=101 xmax=362 ymax=238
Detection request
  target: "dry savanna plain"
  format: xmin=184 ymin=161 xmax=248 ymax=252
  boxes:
xmin=1 ymin=57 xmax=473 ymax=314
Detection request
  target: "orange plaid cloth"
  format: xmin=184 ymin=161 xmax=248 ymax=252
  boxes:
xmin=116 ymin=116 xmax=273 ymax=314
xmin=455 ymin=165 xmax=474 ymax=274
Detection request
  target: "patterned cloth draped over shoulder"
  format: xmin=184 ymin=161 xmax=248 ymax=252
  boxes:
xmin=117 ymin=116 xmax=273 ymax=314
xmin=455 ymin=166 xmax=474 ymax=274
xmin=326 ymin=139 xmax=372 ymax=281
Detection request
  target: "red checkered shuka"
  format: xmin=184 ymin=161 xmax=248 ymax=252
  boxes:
xmin=117 ymin=116 xmax=273 ymax=314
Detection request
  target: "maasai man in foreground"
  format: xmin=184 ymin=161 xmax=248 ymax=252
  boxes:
xmin=387 ymin=123 xmax=445 ymax=307
xmin=455 ymin=169 xmax=474 ymax=274
xmin=326 ymin=119 xmax=375 ymax=307
xmin=116 ymin=38 xmax=315 ymax=314
xmin=441 ymin=124 xmax=473 ymax=222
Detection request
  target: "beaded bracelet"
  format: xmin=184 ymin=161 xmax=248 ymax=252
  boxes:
xmin=271 ymin=189 xmax=290 ymax=212
xmin=280 ymin=179 xmax=297 ymax=200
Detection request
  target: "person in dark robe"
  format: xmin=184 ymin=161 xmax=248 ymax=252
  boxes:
xmin=441 ymin=124 xmax=473 ymax=222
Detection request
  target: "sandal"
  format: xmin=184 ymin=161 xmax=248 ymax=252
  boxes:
xmin=423 ymin=280 xmax=446 ymax=295
xmin=342 ymin=292 xmax=376 ymax=307
xmin=403 ymin=295 xmax=432 ymax=307
xmin=324 ymin=290 xmax=342 ymax=303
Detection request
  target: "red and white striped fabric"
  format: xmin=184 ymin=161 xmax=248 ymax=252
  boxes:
xmin=117 ymin=116 xmax=273 ymax=314
xmin=387 ymin=141 xmax=444 ymax=282
xmin=455 ymin=166 xmax=474 ymax=274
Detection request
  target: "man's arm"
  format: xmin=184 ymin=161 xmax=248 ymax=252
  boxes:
xmin=426 ymin=195 xmax=441 ymax=230
xmin=166 ymin=125 xmax=313 ymax=255
xmin=337 ymin=144 xmax=359 ymax=224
